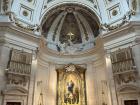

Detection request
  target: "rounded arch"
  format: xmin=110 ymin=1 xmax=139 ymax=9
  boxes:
xmin=40 ymin=3 xmax=101 ymax=54
xmin=40 ymin=2 xmax=101 ymax=26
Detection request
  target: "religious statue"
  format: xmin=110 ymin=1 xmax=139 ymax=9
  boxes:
xmin=67 ymin=80 xmax=74 ymax=93
xmin=64 ymin=80 xmax=79 ymax=104
xmin=57 ymin=32 xmax=79 ymax=54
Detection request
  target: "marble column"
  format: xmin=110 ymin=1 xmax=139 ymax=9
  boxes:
xmin=105 ymin=54 xmax=118 ymax=105
xmin=28 ymin=58 xmax=37 ymax=105
xmin=132 ymin=38 xmax=140 ymax=80
xmin=46 ymin=63 xmax=57 ymax=105
xmin=86 ymin=62 xmax=96 ymax=105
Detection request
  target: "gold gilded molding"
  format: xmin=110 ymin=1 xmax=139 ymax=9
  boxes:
xmin=132 ymin=0 xmax=137 ymax=15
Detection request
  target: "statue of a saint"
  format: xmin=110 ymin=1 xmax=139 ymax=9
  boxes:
xmin=67 ymin=80 xmax=74 ymax=93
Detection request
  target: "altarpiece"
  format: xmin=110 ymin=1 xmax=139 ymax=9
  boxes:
xmin=56 ymin=64 xmax=87 ymax=105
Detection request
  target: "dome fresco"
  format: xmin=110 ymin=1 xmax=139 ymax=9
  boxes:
xmin=42 ymin=6 xmax=100 ymax=54
xmin=60 ymin=12 xmax=82 ymax=44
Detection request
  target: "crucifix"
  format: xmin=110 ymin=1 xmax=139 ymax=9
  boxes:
xmin=67 ymin=32 xmax=74 ymax=41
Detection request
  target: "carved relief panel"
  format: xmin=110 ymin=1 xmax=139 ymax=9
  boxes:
xmin=6 ymin=49 xmax=32 ymax=88
xmin=110 ymin=47 xmax=137 ymax=85
xmin=1 ymin=49 xmax=32 ymax=105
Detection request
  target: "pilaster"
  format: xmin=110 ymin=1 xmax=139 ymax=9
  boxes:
xmin=105 ymin=53 xmax=118 ymax=105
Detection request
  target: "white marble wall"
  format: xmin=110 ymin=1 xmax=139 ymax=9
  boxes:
xmin=34 ymin=59 xmax=57 ymax=105
xmin=0 ymin=46 xmax=10 ymax=105
xmin=133 ymin=40 xmax=140 ymax=78
xmin=103 ymin=21 xmax=140 ymax=105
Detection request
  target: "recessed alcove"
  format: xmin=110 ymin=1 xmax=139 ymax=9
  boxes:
xmin=41 ymin=4 xmax=100 ymax=55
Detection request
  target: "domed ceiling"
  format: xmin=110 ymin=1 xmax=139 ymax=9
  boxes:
xmin=41 ymin=5 xmax=100 ymax=54
xmin=60 ymin=12 xmax=82 ymax=44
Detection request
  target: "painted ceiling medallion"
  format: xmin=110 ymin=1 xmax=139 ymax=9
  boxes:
xmin=112 ymin=10 xmax=118 ymax=16
xmin=23 ymin=10 xmax=28 ymax=16
xmin=27 ymin=0 xmax=33 ymax=2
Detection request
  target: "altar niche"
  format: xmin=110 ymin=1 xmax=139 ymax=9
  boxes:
xmin=56 ymin=64 xmax=87 ymax=105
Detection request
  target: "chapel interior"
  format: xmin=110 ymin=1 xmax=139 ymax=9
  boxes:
xmin=0 ymin=0 xmax=140 ymax=105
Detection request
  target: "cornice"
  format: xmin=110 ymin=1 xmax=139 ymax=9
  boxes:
xmin=102 ymin=21 xmax=140 ymax=43
xmin=0 ymin=22 xmax=40 ymax=40
xmin=39 ymin=37 xmax=104 ymax=57
xmin=37 ymin=38 xmax=105 ymax=64
xmin=0 ymin=22 xmax=40 ymax=50
xmin=102 ymin=21 xmax=140 ymax=51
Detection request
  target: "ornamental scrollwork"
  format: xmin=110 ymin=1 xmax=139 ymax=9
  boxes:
xmin=4 ymin=11 xmax=41 ymax=32
xmin=2 ymin=0 xmax=9 ymax=12
xmin=100 ymin=10 xmax=134 ymax=32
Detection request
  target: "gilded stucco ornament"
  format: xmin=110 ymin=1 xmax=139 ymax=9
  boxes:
xmin=22 ymin=10 xmax=29 ymax=17
xmin=101 ymin=22 xmax=125 ymax=31
xmin=127 ymin=0 xmax=137 ymax=15
xmin=112 ymin=10 xmax=118 ymax=16
xmin=2 ymin=0 xmax=13 ymax=13
xmin=15 ymin=23 xmax=41 ymax=32
xmin=2 ymin=0 xmax=9 ymax=12
xmin=5 ymin=11 xmax=16 ymax=22
xmin=7 ymin=17 xmax=41 ymax=32
xmin=131 ymin=0 xmax=137 ymax=15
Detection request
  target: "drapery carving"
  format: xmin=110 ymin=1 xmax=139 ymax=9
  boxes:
xmin=110 ymin=47 xmax=137 ymax=85
xmin=56 ymin=64 xmax=87 ymax=105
